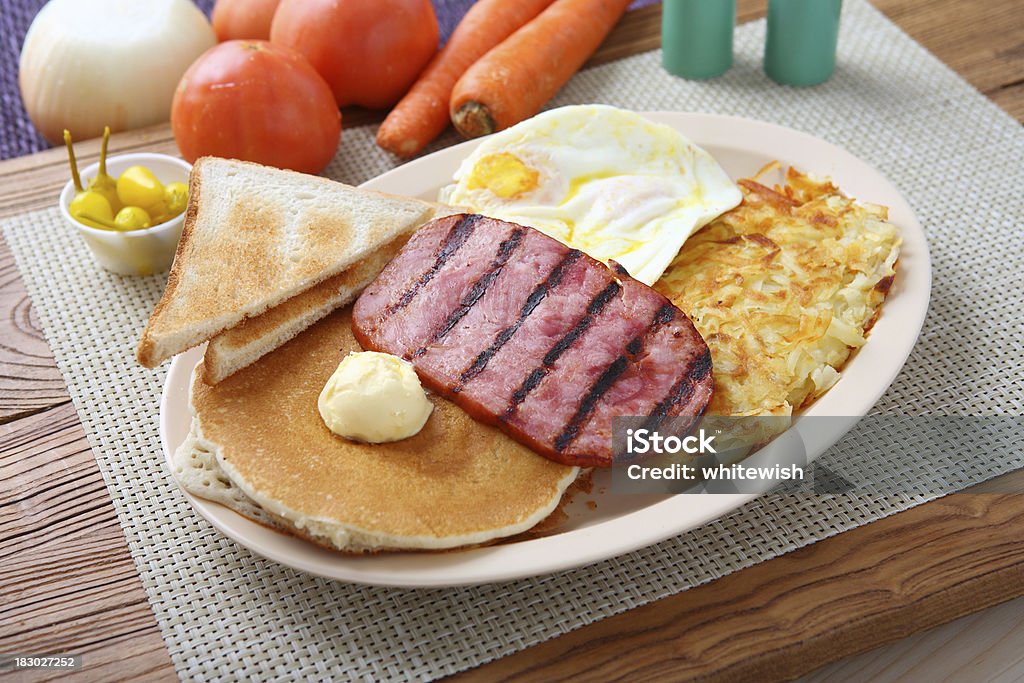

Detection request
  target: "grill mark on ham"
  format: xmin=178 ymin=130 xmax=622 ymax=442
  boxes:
xmin=352 ymin=215 xmax=714 ymax=468
xmin=542 ymin=281 xmax=621 ymax=366
xmin=643 ymin=348 xmax=713 ymax=433
xmin=501 ymin=280 xmax=622 ymax=419
xmin=386 ymin=214 xmax=480 ymax=316
xmin=652 ymin=304 xmax=677 ymax=326
xmin=413 ymin=230 xmax=570 ymax=392
xmin=565 ymin=311 xmax=712 ymax=464
xmin=373 ymin=217 xmax=515 ymax=357
xmin=411 ymin=228 xmax=526 ymax=357
xmin=552 ymin=304 xmax=680 ymax=453
xmin=611 ymin=261 xmax=631 ymax=277
xmin=553 ymin=354 xmax=630 ymax=452
xmin=504 ymin=275 xmax=658 ymax=457
xmin=456 ymin=249 xmax=583 ymax=389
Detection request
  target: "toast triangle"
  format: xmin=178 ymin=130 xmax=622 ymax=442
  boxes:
xmin=202 ymin=234 xmax=408 ymax=383
xmin=137 ymin=157 xmax=440 ymax=368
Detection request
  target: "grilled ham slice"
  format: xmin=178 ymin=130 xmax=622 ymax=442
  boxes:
xmin=353 ymin=214 xmax=713 ymax=467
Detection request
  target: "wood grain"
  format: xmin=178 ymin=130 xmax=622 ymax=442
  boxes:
xmin=0 ymin=240 xmax=65 ymax=423
xmin=453 ymin=494 xmax=1024 ymax=682
xmin=0 ymin=1 xmax=1021 ymax=682
xmin=802 ymin=594 xmax=1024 ymax=682
xmin=872 ymin=0 xmax=1024 ymax=122
xmin=0 ymin=402 xmax=177 ymax=682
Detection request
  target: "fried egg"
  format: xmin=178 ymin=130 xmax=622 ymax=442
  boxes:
xmin=440 ymin=105 xmax=741 ymax=285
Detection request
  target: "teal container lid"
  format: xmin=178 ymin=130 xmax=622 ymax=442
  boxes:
xmin=764 ymin=0 xmax=843 ymax=86
xmin=662 ymin=0 xmax=735 ymax=80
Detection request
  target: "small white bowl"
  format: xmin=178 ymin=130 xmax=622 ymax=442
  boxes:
xmin=60 ymin=153 xmax=192 ymax=276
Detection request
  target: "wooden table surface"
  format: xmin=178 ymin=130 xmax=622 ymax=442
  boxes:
xmin=1 ymin=1 xmax=1022 ymax=681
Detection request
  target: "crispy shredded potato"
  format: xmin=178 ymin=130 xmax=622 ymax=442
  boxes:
xmin=656 ymin=168 xmax=901 ymax=417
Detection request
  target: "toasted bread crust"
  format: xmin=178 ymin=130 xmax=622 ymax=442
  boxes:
xmin=202 ymin=233 xmax=411 ymax=383
xmin=136 ymin=157 xmax=444 ymax=369
xmin=136 ymin=157 xmax=207 ymax=368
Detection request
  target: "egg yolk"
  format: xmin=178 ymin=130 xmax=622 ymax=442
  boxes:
xmin=466 ymin=153 xmax=539 ymax=198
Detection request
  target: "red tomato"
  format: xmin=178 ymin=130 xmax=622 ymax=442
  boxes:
xmin=211 ymin=0 xmax=281 ymax=41
xmin=270 ymin=0 xmax=439 ymax=109
xmin=171 ymin=41 xmax=341 ymax=174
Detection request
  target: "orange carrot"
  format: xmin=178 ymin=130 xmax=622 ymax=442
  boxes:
xmin=376 ymin=0 xmax=557 ymax=158
xmin=450 ymin=0 xmax=632 ymax=139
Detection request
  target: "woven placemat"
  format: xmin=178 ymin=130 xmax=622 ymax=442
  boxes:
xmin=4 ymin=0 xmax=1023 ymax=679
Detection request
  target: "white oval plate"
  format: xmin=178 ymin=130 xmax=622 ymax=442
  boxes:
xmin=161 ymin=113 xmax=931 ymax=587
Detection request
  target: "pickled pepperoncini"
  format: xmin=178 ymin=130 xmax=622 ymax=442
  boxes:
xmin=116 ymin=165 xmax=164 ymax=211
xmin=63 ymin=130 xmax=189 ymax=232
xmin=87 ymin=127 xmax=120 ymax=212
xmin=64 ymin=130 xmax=113 ymax=230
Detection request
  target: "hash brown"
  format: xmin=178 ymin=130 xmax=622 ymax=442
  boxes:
xmin=656 ymin=167 xmax=901 ymax=417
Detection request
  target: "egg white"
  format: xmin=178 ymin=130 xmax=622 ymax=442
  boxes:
xmin=440 ymin=105 xmax=742 ymax=285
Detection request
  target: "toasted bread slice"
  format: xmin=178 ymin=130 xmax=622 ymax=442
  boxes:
xmin=202 ymin=234 xmax=409 ymax=384
xmin=137 ymin=157 xmax=441 ymax=368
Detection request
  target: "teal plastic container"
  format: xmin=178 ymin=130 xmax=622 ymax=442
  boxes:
xmin=662 ymin=0 xmax=736 ymax=80
xmin=764 ymin=0 xmax=843 ymax=86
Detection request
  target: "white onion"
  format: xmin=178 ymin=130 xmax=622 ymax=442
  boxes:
xmin=19 ymin=0 xmax=216 ymax=145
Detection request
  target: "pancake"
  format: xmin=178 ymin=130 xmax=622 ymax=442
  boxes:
xmin=178 ymin=307 xmax=579 ymax=553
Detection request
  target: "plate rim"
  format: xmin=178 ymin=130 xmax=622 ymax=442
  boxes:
xmin=160 ymin=112 xmax=932 ymax=587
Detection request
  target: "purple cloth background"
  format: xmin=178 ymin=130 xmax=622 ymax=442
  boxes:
xmin=1 ymin=0 xmax=656 ymax=161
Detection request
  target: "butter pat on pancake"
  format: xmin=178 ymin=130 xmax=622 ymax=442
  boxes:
xmin=656 ymin=168 xmax=901 ymax=417
xmin=185 ymin=307 xmax=579 ymax=552
xmin=318 ymin=351 xmax=433 ymax=443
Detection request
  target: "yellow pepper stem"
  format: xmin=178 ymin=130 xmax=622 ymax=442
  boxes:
xmin=100 ymin=126 xmax=111 ymax=176
xmin=63 ymin=130 xmax=84 ymax=193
